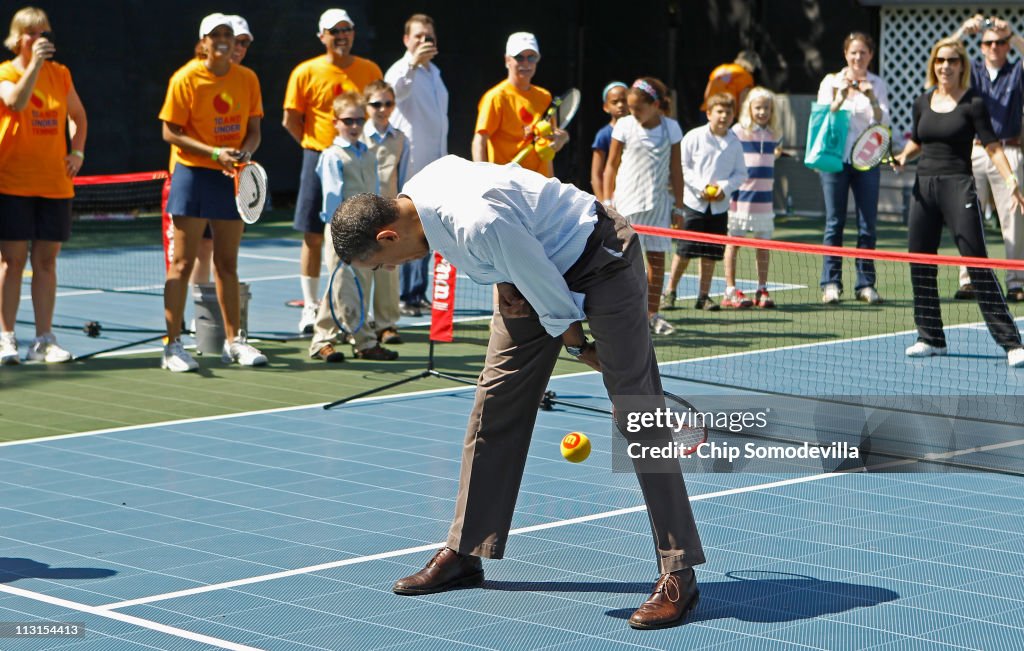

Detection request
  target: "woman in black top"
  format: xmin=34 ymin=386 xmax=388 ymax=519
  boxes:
xmin=893 ymin=37 xmax=1024 ymax=367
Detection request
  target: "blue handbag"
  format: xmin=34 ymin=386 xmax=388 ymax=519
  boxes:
xmin=804 ymin=102 xmax=849 ymax=173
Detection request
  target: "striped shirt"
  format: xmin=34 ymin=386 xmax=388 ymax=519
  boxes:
xmin=729 ymin=125 xmax=777 ymax=217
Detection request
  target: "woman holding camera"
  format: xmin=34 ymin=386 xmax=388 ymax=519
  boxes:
xmin=816 ymin=32 xmax=890 ymax=305
xmin=0 ymin=6 xmax=87 ymax=365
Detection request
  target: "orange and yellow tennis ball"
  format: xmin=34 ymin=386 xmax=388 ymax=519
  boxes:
xmin=560 ymin=432 xmax=591 ymax=463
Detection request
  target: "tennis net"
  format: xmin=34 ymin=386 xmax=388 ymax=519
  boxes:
xmin=62 ymin=171 xmax=169 ymax=295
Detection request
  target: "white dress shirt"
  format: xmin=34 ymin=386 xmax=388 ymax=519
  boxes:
xmin=385 ymin=51 xmax=449 ymax=179
xmin=680 ymin=125 xmax=748 ymax=214
xmin=400 ymin=156 xmax=598 ymax=337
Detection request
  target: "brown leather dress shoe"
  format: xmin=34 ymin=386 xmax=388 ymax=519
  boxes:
xmin=393 ymin=547 xmax=483 ymax=595
xmin=628 ymin=567 xmax=699 ymax=629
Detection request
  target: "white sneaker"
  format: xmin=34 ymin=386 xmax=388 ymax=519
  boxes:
xmin=649 ymin=313 xmax=675 ymax=335
xmin=1009 ymin=348 xmax=1024 ymax=368
xmin=222 ymin=331 xmax=268 ymax=366
xmin=857 ymin=286 xmax=882 ymax=304
xmin=27 ymin=333 xmax=72 ymax=363
xmin=822 ymin=283 xmax=841 ymax=304
xmin=162 ymin=339 xmax=199 ymax=372
xmin=905 ymin=341 xmax=948 ymax=358
xmin=299 ymin=302 xmax=318 ymax=334
xmin=0 ymin=331 xmax=19 ymax=365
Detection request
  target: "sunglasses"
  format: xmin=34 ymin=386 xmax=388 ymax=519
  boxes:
xmin=328 ymin=26 xmax=354 ymax=35
xmin=512 ymin=54 xmax=539 ymax=63
xmin=982 ymin=38 xmax=1009 ymax=47
xmin=336 ymin=117 xmax=366 ymax=126
xmin=367 ymin=101 xmax=394 ymax=109
xmin=934 ymin=56 xmax=961 ymax=65
xmin=235 ymin=38 xmax=252 ymax=48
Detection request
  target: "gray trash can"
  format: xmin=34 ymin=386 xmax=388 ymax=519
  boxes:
xmin=193 ymin=282 xmax=251 ymax=355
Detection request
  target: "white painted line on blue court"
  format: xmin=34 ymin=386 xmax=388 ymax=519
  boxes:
xmin=95 ymin=470 xmax=850 ymax=611
xmin=0 ymin=583 xmax=265 ymax=650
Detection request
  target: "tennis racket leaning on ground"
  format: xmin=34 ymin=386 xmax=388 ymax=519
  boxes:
xmin=510 ymin=87 xmax=581 ymax=165
xmin=850 ymin=123 xmax=893 ymax=171
xmin=233 ymin=161 xmax=268 ymax=224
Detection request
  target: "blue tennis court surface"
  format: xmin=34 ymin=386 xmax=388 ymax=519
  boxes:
xmin=3 ymin=358 xmax=1024 ymax=650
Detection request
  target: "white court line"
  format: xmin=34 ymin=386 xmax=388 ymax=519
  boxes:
xmin=0 ymin=583 xmax=265 ymax=650
xmin=95 ymin=471 xmax=846 ymax=611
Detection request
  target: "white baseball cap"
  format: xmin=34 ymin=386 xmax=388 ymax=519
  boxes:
xmin=198 ymin=13 xmax=232 ymax=39
xmin=319 ymin=8 xmax=354 ymax=34
xmin=505 ymin=32 xmax=540 ymax=57
xmin=228 ymin=15 xmax=253 ymax=41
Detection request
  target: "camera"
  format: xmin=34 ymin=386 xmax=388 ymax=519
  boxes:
xmin=424 ymin=35 xmax=435 ymax=44
xmin=40 ymin=30 xmax=53 ymax=43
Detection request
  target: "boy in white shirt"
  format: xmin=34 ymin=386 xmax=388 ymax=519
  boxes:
xmin=662 ymin=93 xmax=747 ymax=311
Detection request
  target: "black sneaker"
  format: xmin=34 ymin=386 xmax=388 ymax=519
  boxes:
xmin=1007 ymin=287 xmax=1024 ymax=303
xmin=694 ymin=295 xmax=720 ymax=312
xmin=953 ymin=284 xmax=975 ymax=300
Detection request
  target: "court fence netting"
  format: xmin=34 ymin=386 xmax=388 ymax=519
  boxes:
xmin=424 ymin=224 xmax=1024 ymax=475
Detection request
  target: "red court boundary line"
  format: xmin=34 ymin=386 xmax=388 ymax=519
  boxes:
xmin=634 ymin=224 xmax=1024 ymax=271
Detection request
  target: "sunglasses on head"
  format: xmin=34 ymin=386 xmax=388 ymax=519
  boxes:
xmin=328 ymin=26 xmax=354 ymax=35
xmin=368 ymin=101 xmax=394 ymax=109
xmin=336 ymin=117 xmax=366 ymax=126
xmin=935 ymin=56 xmax=961 ymax=65
xmin=982 ymin=38 xmax=1009 ymax=47
xmin=512 ymin=54 xmax=539 ymax=63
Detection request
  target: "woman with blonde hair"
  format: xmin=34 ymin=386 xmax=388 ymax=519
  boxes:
xmin=892 ymin=37 xmax=1024 ymax=366
xmin=0 ymin=6 xmax=87 ymax=365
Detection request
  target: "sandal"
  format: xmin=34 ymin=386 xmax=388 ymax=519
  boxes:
xmin=377 ymin=327 xmax=402 ymax=344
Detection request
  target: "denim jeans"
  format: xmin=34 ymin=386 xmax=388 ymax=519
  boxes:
xmin=400 ymin=252 xmax=432 ymax=304
xmin=819 ymin=164 xmax=880 ymax=291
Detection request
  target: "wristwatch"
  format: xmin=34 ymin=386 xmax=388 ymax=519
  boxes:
xmin=565 ymin=337 xmax=592 ymax=358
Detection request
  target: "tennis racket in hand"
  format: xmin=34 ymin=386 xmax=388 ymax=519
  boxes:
xmin=510 ymin=88 xmax=581 ymax=165
xmin=233 ymin=161 xmax=268 ymax=224
xmin=850 ymin=124 xmax=893 ymax=172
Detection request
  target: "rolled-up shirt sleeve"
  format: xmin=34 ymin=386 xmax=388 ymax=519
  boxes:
xmin=481 ymin=211 xmax=586 ymax=338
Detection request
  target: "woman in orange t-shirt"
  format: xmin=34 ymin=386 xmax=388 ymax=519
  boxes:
xmin=0 ymin=7 xmax=87 ymax=365
xmin=158 ymin=13 xmax=265 ymax=373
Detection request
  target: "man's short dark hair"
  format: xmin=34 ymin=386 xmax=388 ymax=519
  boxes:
xmin=331 ymin=193 xmax=400 ymax=264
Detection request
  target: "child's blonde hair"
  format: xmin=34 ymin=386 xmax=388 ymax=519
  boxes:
xmin=333 ymin=91 xmax=366 ymax=117
xmin=363 ymin=79 xmax=395 ymax=102
xmin=738 ymin=86 xmax=781 ymax=138
xmin=4 ymin=6 xmax=49 ymax=54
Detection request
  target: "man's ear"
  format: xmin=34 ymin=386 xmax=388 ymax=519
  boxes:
xmin=375 ymin=229 xmax=400 ymax=244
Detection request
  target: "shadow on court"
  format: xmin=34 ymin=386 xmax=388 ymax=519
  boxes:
xmin=0 ymin=558 xmax=117 ymax=584
xmin=492 ymin=571 xmax=898 ymax=623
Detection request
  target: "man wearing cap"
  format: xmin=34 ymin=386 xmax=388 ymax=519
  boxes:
xmin=283 ymin=8 xmax=383 ymax=336
xmin=472 ymin=32 xmax=568 ymax=177
xmin=950 ymin=14 xmax=1024 ymax=302
xmin=384 ymin=13 xmax=449 ymax=317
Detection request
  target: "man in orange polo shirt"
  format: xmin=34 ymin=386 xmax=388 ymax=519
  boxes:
xmin=472 ymin=32 xmax=567 ymax=177
xmin=283 ymin=8 xmax=382 ymax=334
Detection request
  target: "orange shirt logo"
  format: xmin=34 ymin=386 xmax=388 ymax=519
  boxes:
xmin=213 ymin=91 xmax=235 ymax=114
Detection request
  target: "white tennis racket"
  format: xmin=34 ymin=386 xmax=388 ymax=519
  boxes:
xmin=850 ymin=124 xmax=893 ymax=172
xmin=510 ymin=88 xmax=581 ymax=165
xmin=234 ymin=161 xmax=267 ymax=224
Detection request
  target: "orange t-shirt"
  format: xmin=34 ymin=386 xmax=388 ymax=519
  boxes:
xmin=283 ymin=55 xmax=383 ymax=151
xmin=475 ymin=80 xmax=553 ymax=176
xmin=701 ymin=63 xmax=753 ymax=111
xmin=159 ymin=60 xmax=264 ymax=171
xmin=0 ymin=60 xmax=74 ymax=198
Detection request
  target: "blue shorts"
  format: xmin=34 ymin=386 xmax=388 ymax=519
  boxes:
xmin=292 ymin=148 xmax=324 ymax=233
xmin=0 ymin=193 xmax=73 ymax=241
xmin=165 ymin=165 xmax=238 ymax=221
